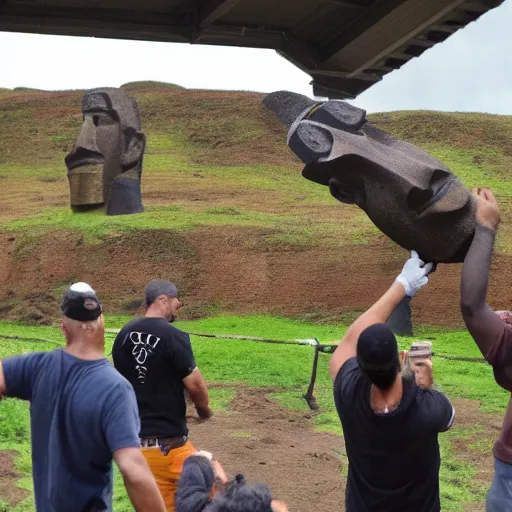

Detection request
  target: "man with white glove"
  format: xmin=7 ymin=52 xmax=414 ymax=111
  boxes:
xmin=330 ymin=251 xmax=454 ymax=512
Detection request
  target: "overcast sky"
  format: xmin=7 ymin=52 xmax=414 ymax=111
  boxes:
xmin=1 ymin=0 xmax=511 ymax=114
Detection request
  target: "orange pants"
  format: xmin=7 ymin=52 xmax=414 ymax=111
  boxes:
xmin=142 ymin=440 xmax=197 ymax=511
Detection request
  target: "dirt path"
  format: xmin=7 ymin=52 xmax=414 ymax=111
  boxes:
xmin=188 ymin=387 xmax=345 ymax=511
xmin=189 ymin=390 xmax=503 ymax=512
xmin=0 ymin=392 xmax=501 ymax=511
xmin=0 ymin=450 xmax=29 ymax=508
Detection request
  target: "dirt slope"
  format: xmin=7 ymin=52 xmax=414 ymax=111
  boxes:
xmin=1 ymin=83 xmax=512 ymax=327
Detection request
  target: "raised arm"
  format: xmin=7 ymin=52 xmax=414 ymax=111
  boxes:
xmin=329 ymin=251 xmax=432 ymax=380
xmin=114 ymin=447 xmax=166 ymax=512
xmin=460 ymin=187 xmax=506 ymax=360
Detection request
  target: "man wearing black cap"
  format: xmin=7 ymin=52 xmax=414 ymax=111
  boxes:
xmin=330 ymin=252 xmax=455 ymax=512
xmin=0 ymin=282 xmax=166 ymax=512
xmin=113 ymin=279 xmax=211 ymax=511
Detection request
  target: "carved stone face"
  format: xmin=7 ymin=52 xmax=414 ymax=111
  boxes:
xmin=65 ymin=88 xmax=145 ymax=216
xmin=263 ymin=91 xmax=476 ymax=263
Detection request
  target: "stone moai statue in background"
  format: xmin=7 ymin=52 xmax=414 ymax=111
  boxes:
xmin=263 ymin=91 xmax=476 ymax=264
xmin=65 ymin=88 xmax=145 ymax=215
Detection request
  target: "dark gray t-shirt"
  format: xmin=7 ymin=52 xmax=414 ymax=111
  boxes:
xmin=2 ymin=349 xmax=140 ymax=512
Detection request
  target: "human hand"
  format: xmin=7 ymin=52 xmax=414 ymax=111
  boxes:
xmin=473 ymin=187 xmax=500 ymax=231
xmin=496 ymin=310 xmax=512 ymax=325
xmin=395 ymin=251 xmax=433 ymax=297
xmin=410 ymin=357 xmax=433 ymax=390
xmin=271 ymin=500 xmax=289 ymax=512
xmin=193 ymin=451 xmax=228 ymax=484
xmin=196 ymin=406 xmax=213 ymax=420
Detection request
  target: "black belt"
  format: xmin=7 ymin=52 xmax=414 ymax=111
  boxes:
xmin=140 ymin=435 xmax=187 ymax=455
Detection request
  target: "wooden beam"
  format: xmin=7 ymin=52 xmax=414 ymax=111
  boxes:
xmin=429 ymin=23 xmax=461 ymax=32
xmin=0 ymin=9 xmax=191 ymax=43
xmin=280 ymin=32 xmax=321 ymax=70
xmin=311 ymin=68 xmax=382 ymax=81
xmin=319 ymin=0 xmax=406 ymax=61
xmin=0 ymin=3 xmax=191 ymax=41
xmin=199 ymin=0 xmax=242 ymax=28
xmin=203 ymin=24 xmax=283 ymax=47
xmin=322 ymin=0 xmax=366 ymax=7
xmin=407 ymin=37 xmax=438 ymax=47
xmin=311 ymin=75 xmax=378 ymax=99
xmin=465 ymin=0 xmax=506 ymax=9
xmin=387 ymin=50 xmax=413 ymax=60
xmin=323 ymin=0 xmax=464 ymax=78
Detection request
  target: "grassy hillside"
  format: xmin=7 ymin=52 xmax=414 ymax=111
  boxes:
xmin=1 ymin=82 xmax=512 ymax=327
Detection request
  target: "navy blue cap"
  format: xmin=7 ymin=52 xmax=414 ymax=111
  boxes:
xmin=60 ymin=282 xmax=102 ymax=321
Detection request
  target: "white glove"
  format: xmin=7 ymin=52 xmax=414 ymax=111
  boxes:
xmin=395 ymin=251 xmax=433 ymax=297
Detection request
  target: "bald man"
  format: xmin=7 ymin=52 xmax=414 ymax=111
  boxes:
xmin=0 ymin=283 xmax=165 ymax=512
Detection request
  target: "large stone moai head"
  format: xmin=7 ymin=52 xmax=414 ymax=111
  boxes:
xmin=65 ymin=88 xmax=146 ymax=215
xmin=263 ymin=91 xmax=476 ymax=263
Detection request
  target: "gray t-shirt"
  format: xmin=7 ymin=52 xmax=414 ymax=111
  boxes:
xmin=2 ymin=349 xmax=140 ymax=512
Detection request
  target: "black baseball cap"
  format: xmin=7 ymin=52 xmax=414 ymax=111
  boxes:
xmin=60 ymin=282 xmax=102 ymax=322
xmin=144 ymin=279 xmax=178 ymax=305
xmin=357 ymin=324 xmax=400 ymax=390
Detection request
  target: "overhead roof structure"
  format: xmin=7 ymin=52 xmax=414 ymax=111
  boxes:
xmin=0 ymin=0 xmax=505 ymax=99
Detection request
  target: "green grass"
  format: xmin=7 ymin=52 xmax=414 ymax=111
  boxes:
xmin=0 ymin=204 xmax=284 ymax=238
xmin=439 ymin=428 xmax=486 ymax=510
xmin=0 ymin=315 xmax=508 ymax=511
xmin=3 ymin=88 xmax=512 ymax=254
xmin=0 ymin=192 xmax=375 ymax=250
xmin=424 ymin=145 xmax=512 ymax=195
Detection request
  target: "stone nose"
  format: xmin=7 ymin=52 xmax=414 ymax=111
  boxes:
xmin=65 ymin=117 xmax=103 ymax=168
xmin=406 ymin=169 xmax=453 ymax=213
xmin=74 ymin=116 xmax=100 ymax=154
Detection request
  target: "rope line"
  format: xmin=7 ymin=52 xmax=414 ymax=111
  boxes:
xmin=0 ymin=332 xmax=488 ymax=363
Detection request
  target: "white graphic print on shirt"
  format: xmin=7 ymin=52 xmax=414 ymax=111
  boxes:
xmin=128 ymin=331 xmax=161 ymax=384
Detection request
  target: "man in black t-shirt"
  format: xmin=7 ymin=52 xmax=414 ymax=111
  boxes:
xmin=113 ymin=279 xmax=212 ymax=511
xmin=330 ymin=252 xmax=455 ymax=512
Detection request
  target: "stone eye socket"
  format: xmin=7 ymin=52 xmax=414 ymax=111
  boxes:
xmin=91 ymin=114 xmax=115 ymax=127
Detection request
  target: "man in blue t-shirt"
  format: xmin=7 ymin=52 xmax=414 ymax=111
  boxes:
xmin=0 ymin=282 xmax=166 ymax=512
xmin=330 ymin=252 xmax=455 ymax=512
